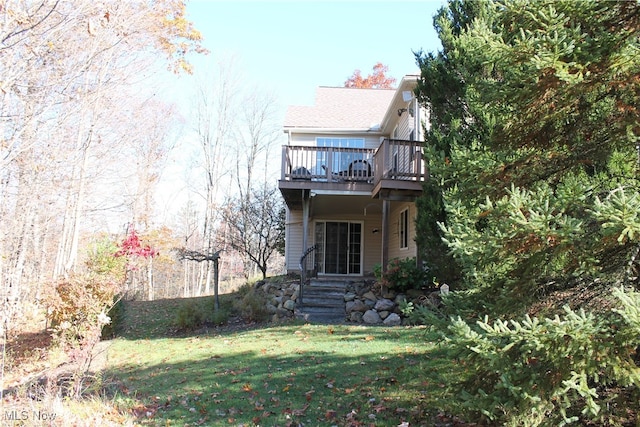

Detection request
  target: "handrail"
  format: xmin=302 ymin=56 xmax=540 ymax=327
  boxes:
xmin=281 ymin=140 xmax=425 ymax=185
xmin=298 ymin=244 xmax=317 ymax=305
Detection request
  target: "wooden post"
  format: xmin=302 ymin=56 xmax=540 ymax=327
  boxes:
xmin=382 ymin=199 xmax=390 ymax=272
xmin=213 ymin=257 xmax=220 ymax=310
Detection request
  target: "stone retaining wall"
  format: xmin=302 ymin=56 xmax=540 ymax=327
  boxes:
xmin=255 ymin=278 xmax=442 ymax=324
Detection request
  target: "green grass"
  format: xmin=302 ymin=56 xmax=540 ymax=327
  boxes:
xmin=104 ymin=298 xmax=460 ymax=426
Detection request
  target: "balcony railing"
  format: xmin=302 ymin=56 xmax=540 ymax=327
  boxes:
xmin=281 ymin=145 xmax=376 ymax=182
xmin=280 ymin=139 xmax=425 ymax=187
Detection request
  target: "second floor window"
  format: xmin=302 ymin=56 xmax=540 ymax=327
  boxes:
xmin=316 ymin=138 xmax=365 ymax=173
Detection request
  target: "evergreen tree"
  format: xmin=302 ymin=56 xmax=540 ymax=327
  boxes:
xmin=415 ymin=1 xmax=640 ymax=423
xmin=414 ymin=0 xmax=492 ymax=285
xmin=416 ymin=0 xmax=640 ymax=315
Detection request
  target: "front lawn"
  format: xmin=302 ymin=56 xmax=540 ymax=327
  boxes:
xmin=105 ymin=300 xmax=459 ymax=426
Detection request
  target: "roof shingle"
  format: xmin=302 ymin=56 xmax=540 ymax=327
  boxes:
xmin=284 ymin=86 xmax=395 ymax=130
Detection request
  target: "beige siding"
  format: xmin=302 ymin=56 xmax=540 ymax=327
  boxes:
xmin=362 ymin=214 xmax=383 ymax=274
xmin=311 ymin=213 xmax=383 ymax=276
xmin=285 ymin=200 xmax=384 ymax=276
xmin=284 ymin=208 xmax=306 ymax=273
xmin=286 ymin=201 xmax=419 ymax=274
xmin=388 ymin=201 xmax=418 ymax=261
xmin=395 ymin=113 xmax=413 ymax=140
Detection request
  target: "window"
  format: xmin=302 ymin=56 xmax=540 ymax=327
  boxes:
xmin=399 ymin=208 xmax=409 ymax=249
xmin=316 ymin=138 xmax=365 ymax=173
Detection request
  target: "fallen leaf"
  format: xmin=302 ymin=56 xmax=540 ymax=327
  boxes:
xmin=292 ymin=404 xmax=309 ymax=416
xmin=373 ymin=403 xmax=387 ymax=413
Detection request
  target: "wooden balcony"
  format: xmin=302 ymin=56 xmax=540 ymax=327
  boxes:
xmin=279 ymin=139 xmax=426 ymax=207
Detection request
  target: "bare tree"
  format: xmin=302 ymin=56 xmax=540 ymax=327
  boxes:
xmin=234 ymin=89 xmax=280 ymax=200
xmin=221 ymin=186 xmax=285 ymax=280
xmin=0 ymin=0 xmax=205 ymax=331
xmin=190 ymin=58 xmax=240 ymax=295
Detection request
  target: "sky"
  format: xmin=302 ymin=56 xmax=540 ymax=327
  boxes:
xmin=182 ymin=1 xmax=445 ymax=108
xmin=155 ymin=1 xmax=446 ymax=222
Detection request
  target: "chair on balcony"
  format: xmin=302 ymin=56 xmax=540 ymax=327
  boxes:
xmin=321 ymin=165 xmax=344 ymax=182
xmin=291 ymin=166 xmax=311 ymax=180
xmin=347 ymin=160 xmax=371 ymax=181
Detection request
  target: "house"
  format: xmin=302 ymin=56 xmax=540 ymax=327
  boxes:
xmin=278 ymin=75 xmax=427 ymax=278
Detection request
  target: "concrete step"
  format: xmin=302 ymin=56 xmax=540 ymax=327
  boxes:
xmin=295 ymin=306 xmax=345 ymax=323
xmin=298 ymin=299 xmax=343 ymax=309
xmin=309 ymin=279 xmax=347 ymax=289
xmin=302 ymin=290 xmax=345 ymax=299
xmin=296 ymin=279 xmax=347 ymax=323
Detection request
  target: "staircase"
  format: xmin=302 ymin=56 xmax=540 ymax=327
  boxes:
xmin=296 ymin=278 xmax=346 ymax=323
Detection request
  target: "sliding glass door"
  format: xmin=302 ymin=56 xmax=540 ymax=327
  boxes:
xmin=314 ymin=221 xmax=362 ymax=275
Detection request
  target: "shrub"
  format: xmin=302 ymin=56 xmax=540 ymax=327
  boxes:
xmin=42 ymin=274 xmax=121 ymax=397
xmin=175 ymin=297 xmax=230 ymax=331
xmin=443 ymin=287 xmax=640 ymax=426
xmin=374 ymin=258 xmax=429 ymax=292
xmin=399 ymin=299 xmax=449 ymax=328
xmin=233 ymin=283 xmax=270 ymax=322
xmin=44 ymin=274 xmax=121 ymax=345
xmin=209 ymin=306 xmax=230 ymax=325
xmin=175 ymin=301 xmax=204 ymax=330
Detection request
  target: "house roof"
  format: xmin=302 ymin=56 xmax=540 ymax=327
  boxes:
xmin=284 ymin=86 xmax=395 ymax=130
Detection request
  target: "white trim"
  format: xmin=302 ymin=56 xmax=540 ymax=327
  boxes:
xmin=314 ymin=219 xmax=365 ymax=276
xmin=284 ymin=127 xmax=384 ymax=134
xmin=399 ymin=207 xmax=409 ymax=250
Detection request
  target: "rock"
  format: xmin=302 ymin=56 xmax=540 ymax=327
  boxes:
xmin=276 ymin=308 xmax=291 ymax=318
xmin=362 ymin=291 xmax=377 ymax=301
xmin=266 ymin=303 xmax=278 ymax=314
xmin=382 ymin=289 xmax=397 ymax=299
xmin=354 ymin=282 xmax=370 ymax=295
xmin=346 ymin=299 xmax=367 ymax=313
xmin=364 ymin=299 xmax=376 ymax=309
xmin=344 ymin=292 xmax=357 ymax=302
xmin=350 ymin=311 xmax=363 ymax=323
xmin=283 ymin=299 xmax=296 ymax=311
xmin=395 ymin=294 xmax=407 ymax=305
xmin=383 ymin=313 xmax=402 ymax=326
xmin=378 ymin=310 xmax=389 ymax=319
xmin=374 ymin=298 xmax=395 ymax=311
xmin=362 ymin=309 xmax=382 ymax=324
